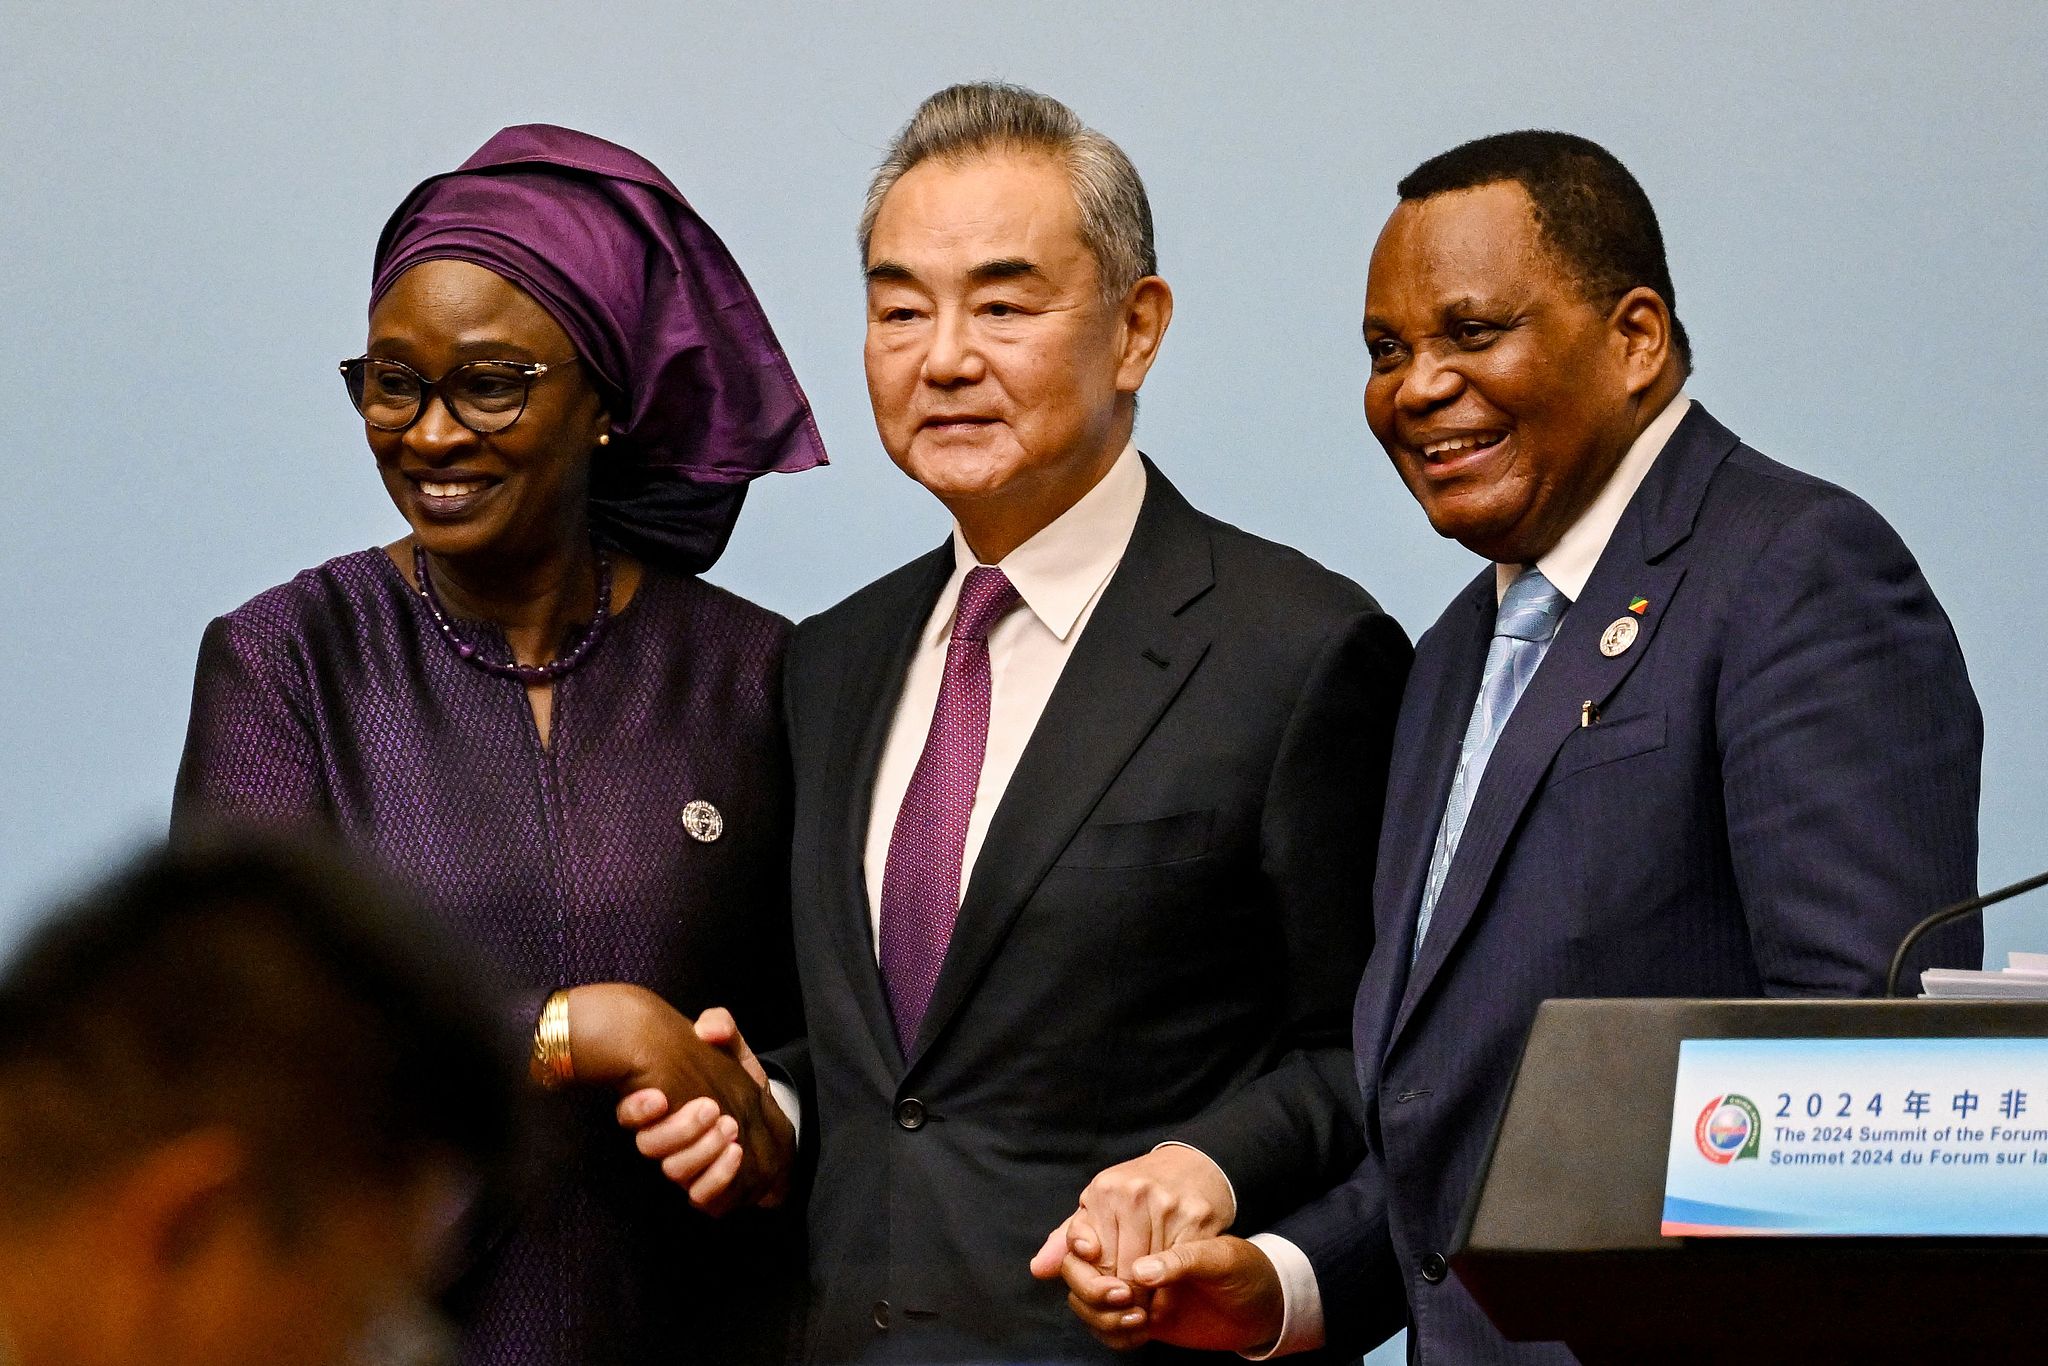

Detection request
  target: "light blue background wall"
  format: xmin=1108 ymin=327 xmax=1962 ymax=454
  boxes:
xmin=3 ymin=5 xmax=2044 ymax=1356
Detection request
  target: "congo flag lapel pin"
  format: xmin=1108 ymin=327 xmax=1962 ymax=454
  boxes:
xmin=1600 ymin=596 xmax=1652 ymax=657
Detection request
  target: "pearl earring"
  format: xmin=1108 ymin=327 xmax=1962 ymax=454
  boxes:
xmin=596 ymin=433 xmax=611 ymax=447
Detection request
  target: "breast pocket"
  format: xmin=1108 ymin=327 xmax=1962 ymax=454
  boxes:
xmin=1056 ymin=809 xmax=1215 ymax=869
xmin=1545 ymin=706 xmax=1668 ymax=786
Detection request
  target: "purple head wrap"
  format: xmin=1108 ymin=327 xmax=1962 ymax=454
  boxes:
xmin=370 ymin=124 xmax=826 ymax=574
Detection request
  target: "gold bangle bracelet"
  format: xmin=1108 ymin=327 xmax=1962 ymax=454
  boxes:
xmin=531 ymin=989 xmax=575 ymax=1089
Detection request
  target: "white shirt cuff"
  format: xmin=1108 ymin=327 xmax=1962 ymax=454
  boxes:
xmin=1241 ymin=1233 xmax=1325 ymax=1358
xmin=1149 ymin=1140 xmax=1239 ymax=1226
xmin=766 ymin=1078 xmax=801 ymax=1146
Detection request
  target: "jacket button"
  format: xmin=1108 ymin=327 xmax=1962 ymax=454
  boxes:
xmin=872 ymin=1299 xmax=891 ymax=1330
xmin=1420 ymin=1252 xmax=1447 ymax=1284
xmin=895 ymin=1098 xmax=926 ymax=1130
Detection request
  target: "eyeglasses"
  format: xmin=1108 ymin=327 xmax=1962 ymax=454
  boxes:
xmin=339 ymin=355 xmax=581 ymax=434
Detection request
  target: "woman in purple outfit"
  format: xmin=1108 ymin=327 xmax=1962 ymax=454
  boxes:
xmin=174 ymin=125 xmax=824 ymax=1364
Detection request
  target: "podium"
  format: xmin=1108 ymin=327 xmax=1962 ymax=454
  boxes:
xmin=1451 ymin=998 xmax=2048 ymax=1364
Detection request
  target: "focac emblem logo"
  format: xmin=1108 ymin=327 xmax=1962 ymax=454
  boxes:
xmin=1694 ymin=1094 xmax=1762 ymax=1164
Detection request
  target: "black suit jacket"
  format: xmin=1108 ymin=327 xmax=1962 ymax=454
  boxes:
xmin=772 ymin=461 xmax=1411 ymax=1363
xmin=1274 ymin=404 xmax=1983 ymax=1363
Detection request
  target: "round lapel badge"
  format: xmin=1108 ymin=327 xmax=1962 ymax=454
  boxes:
xmin=681 ymin=800 xmax=725 ymax=843
xmin=1599 ymin=616 xmax=1639 ymax=658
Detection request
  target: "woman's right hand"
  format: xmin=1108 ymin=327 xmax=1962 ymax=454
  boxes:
xmin=562 ymin=984 xmax=794 ymax=1213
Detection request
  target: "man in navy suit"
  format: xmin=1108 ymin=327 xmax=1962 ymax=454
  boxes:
xmin=1042 ymin=131 xmax=1982 ymax=1362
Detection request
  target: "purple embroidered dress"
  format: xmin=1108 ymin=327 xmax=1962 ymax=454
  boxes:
xmin=176 ymin=552 xmax=804 ymax=1363
xmin=176 ymin=125 xmax=826 ymax=1364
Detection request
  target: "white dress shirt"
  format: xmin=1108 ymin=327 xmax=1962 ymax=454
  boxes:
xmin=765 ymin=442 xmax=1147 ymax=1138
xmin=862 ymin=442 xmax=1148 ymax=945
xmin=1247 ymin=393 xmax=1690 ymax=1358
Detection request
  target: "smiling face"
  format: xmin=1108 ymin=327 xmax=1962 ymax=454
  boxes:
xmin=364 ymin=260 xmax=608 ymax=567
xmin=863 ymin=150 xmax=1169 ymax=560
xmin=1363 ymin=181 xmax=1672 ymax=564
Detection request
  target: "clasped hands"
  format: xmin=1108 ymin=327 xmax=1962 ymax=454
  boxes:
xmin=1026 ymin=1145 xmax=1286 ymax=1354
xmin=568 ymin=994 xmax=1282 ymax=1346
xmin=564 ymin=984 xmax=794 ymax=1215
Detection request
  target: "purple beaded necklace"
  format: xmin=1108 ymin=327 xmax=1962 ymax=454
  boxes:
xmin=413 ymin=542 xmax=614 ymax=686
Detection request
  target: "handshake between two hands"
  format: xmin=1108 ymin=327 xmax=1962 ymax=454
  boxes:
xmin=567 ymin=984 xmax=796 ymax=1216
xmin=580 ymin=988 xmax=1284 ymax=1352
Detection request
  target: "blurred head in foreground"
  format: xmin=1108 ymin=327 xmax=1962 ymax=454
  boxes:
xmin=0 ymin=833 xmax=520 ymax=1366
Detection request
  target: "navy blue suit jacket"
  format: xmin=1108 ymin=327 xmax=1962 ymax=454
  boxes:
xmin=1273 ymin=403 xmax=1983 ymax=1363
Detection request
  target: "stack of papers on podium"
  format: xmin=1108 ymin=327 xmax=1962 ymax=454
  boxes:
xmin=1921 ymin=952 xmax=2048 ymax=999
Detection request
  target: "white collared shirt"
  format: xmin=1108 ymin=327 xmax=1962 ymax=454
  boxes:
xmin=862 ymin=441 xmax=1148 ymax=945
xmin=764 ymin=443 xmax=1146 ymax=1141
xmin=1494 ymin=393 xmax=1691 ymax=604
xmin=1248 ymin=393 xmax=1691 ymax=1359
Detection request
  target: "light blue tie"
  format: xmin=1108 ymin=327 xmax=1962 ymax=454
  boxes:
xmin=1411 ymin=568 xmax=1567 ymax=962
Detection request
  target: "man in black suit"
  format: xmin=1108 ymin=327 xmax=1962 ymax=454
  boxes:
xmin=626 ymin=82 xmax=1410 ymax=1362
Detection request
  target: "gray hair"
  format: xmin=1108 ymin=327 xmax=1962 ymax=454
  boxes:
xmin=858 ymin=82 xmax=1157 ymax=301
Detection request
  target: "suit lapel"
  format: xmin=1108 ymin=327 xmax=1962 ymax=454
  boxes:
xmin=906 ymin=463 xmax=1214 ymax=1067
xmin=1350 ymin=587 xmax=1495 ymax=1103
xmin=819 ymin=544 xmax=954 ymax=1067
xmin=1374 ymin=575 xmax=1495 ymax=1001
xmin=1387 ymin=405 xmax=1741 ymax=1048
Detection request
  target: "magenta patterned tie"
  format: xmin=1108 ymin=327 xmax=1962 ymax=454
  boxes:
xmin=879 ymin=566 xmax=1021 ymax=1054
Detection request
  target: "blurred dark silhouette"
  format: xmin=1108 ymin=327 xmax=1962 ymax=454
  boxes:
xmin=0 ymin=831 xmax=522 ymax=1366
